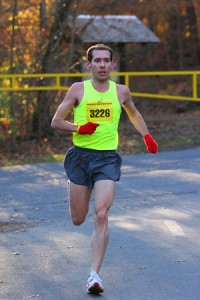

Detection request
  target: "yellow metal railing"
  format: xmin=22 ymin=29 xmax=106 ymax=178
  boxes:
xmin=0 ymin=71 xmax=199 ymax=101
xmin=126 ymin=71 xmax=200 ymax=102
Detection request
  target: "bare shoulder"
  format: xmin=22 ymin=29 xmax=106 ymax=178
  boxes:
xmin=70 ymin=81 xmax=84 ymax=90
xmin=116 ymin=83 xmax=130 ymax=94
xmin=67 ymin=82 xmax=84 ymax=97
xmin=116 ymin=83 xmax=131 ymax=105
xmin=63 ymin=81 xmax=84 ymax=104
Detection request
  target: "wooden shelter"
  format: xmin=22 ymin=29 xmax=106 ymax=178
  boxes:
xmin=70 ymin=15 xmax=160 ymax=43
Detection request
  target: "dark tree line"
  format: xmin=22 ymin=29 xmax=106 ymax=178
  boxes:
xmin=0 ymin=0 xmax=200 ymax=150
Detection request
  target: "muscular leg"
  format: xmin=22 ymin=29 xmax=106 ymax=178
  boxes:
xmin=68 ymin=181 xmax=92 ymax=226
xmin=91 ymin=180 xmax=115 ymax=273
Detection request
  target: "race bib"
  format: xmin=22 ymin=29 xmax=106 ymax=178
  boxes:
xmin=86 ymin=100 xmax=113 ymax=122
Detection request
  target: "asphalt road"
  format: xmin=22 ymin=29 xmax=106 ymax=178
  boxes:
xmin=0 ymin=148 xmax=200 ymax=300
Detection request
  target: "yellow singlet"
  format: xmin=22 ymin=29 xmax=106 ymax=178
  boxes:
xmin=72 ymin=80 xmax=122 ymax=150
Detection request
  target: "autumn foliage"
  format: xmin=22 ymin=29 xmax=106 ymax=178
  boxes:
xmin=0 ymin=0 xmax=200 ymax=163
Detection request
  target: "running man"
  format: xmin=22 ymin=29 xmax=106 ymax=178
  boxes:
xmin=51 ymin=44 xmax=158 ymax=294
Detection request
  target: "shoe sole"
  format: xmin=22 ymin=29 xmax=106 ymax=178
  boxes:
xmin=87 ymin=282 xmax=104 ymax=294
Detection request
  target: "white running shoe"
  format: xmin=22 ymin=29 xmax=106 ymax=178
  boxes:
xmin=87 ymin=271 xmax=104 ymax=294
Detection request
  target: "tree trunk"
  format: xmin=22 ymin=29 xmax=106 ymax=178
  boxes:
xmin=32 ymin=0 xmax=74 ymax=140
xmin=186 ymin=1 xmax=200 ymax=65
xmin=9 ymin=0 xmax=17 ymax=151
xmin=40 ymin=0 xmax=47 ymax=30
xmin=176 ymin=9 xmax=184 ymax=70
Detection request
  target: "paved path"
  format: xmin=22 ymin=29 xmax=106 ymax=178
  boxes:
xmin=0 ymin=148 xmax=200 ymax=300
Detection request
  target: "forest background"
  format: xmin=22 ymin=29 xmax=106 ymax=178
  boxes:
xmin=0 ymin=0 xmax=200 ymax=165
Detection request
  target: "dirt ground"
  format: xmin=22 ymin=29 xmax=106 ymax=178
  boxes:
xmin=0 ymin=99 xmax=200 ymax=166
xmin=119 ymin=98 xmax=200 ymax=154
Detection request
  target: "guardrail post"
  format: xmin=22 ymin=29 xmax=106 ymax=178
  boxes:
xmin=125 ymin=73 xmax=129 ymax=87
xmin=193 ymin=72 xmax=197 ymax=98
xmin=11 ymin=76 xmax=15 ymax=89
xmin=56 ymin=75 xmax=60 ymax=89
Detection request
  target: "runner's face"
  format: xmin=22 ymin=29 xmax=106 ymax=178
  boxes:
xmin=86 ymin=50 xmax=114 ymax=81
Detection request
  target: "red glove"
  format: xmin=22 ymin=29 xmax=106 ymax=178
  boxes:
xmin=143 ymin=134 xmax=158 ymax=154
xmin=77 ymin=122 xmax=99 ymax=135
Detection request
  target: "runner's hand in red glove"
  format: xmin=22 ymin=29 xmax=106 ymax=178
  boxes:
xmin=77 ymin=122 xmax=99 ymax=135
xmin=143 ymin=134 xmax=158 ymax=154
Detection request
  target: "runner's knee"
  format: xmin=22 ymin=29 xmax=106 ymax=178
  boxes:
xmin=70 ymin=209 xmax=88 ymax=226
xmin=95 ymin=209 xmax=109 ymax=225
xmin=72 ymin=215 xmax=85 ymax=226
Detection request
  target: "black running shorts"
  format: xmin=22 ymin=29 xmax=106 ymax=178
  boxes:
xmin=64 ymin=146 xmax=122 ymax=189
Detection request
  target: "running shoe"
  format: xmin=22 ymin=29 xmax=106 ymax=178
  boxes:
xmin=87 ymin=271 xmax=104 ymax=294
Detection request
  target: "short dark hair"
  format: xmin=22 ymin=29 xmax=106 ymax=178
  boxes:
xmin=86 ymin=44 xmax=113 ymax=62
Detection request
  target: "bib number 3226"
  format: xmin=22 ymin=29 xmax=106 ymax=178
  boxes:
xmin=86 ymin=101 xmax=113 ymax=122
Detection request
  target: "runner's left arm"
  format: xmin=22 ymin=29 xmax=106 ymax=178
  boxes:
xmin=122 ymin=86 xmax=158 ymax=154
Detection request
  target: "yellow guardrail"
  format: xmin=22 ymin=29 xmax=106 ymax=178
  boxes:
xmin=0 ymin=71 xmax=199 ymax=102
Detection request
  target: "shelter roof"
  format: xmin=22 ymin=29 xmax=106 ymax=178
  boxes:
xmin=69 ymin=15 xmax=160 ymax=43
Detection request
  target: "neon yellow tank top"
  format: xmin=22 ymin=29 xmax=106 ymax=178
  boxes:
xmin=73 ymin=80 xmax=122 ymax=150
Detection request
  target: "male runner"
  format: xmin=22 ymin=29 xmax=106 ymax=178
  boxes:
xmin=51 ymin=44 xmax=158 ymax=294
